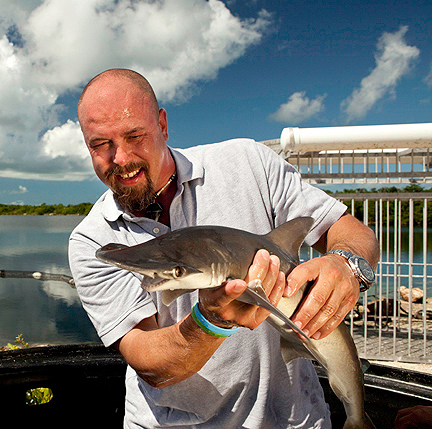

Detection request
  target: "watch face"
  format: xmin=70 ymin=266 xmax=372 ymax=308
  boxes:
xmin=357 ymin=258 xmax=375 ymax=283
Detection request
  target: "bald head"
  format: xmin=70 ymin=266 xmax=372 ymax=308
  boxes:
xmin=77 ymin=68 xmax=174 ymax=214
xmin=78 ymin=69 xmax=160 ymax=121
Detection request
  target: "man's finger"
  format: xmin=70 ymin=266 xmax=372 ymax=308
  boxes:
xmin=267 ymin=271 xmax=286 ymax=308
xmin=245 ymin=249 xmax=271 ymax=285
xmin=285 ymin=260 xmax=319 ymax=298
xmin=290 ymin=280 xmax=332 ymax=336
xmin=296 ymin=292 xmax=353 ymax=339
xmin=200 ymin=279 xmax=248 ymax=309
xmin=261 ymin=254 xmax=281 ymax=293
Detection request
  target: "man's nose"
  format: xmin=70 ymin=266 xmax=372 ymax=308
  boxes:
xmin=112 ymin=143 xmax=131 ymax=166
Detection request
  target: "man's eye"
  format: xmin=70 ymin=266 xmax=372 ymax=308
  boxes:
xmin=91 ymin=141 xmax=108 ymax=149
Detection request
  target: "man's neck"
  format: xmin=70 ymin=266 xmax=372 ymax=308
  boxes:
xmin=132 ymin=178 xmax=177 ymax=226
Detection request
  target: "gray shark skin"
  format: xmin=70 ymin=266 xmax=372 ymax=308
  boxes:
xmin=96 ymin=217 xmax=375 ymax=429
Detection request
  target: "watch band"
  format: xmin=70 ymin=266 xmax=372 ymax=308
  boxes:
xmin=326 ymin=249 xmax=354 ymax=259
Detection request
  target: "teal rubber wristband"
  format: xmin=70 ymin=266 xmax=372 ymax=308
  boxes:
xmin=191 ymin=302 xmax=239 ymax=338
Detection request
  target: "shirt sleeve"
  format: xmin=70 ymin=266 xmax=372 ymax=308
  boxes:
xmin=255 ymin=142 xmax=347 ymax=246
xmin=69 ymin=231 xmax=157 ymax=347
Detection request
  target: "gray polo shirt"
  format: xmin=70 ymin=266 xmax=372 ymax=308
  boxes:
xmin=69 ymin=139 xmax=346 ymax=428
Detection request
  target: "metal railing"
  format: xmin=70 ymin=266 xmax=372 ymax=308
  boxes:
xmin=262 ymin=123 xmax=432 ymax=363
xmin=333 ymin=193 xmax=432 ymax=363
xmin=263 ymin=141 xmax=432 ymax=185
xmin=299 ymin=193 xmax=432 ymax=363
xmin=291 ymin=149 xmax=432 ymax=185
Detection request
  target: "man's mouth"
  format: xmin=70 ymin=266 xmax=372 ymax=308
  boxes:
xmin=118 ymin=168 xmax=141 ymax=180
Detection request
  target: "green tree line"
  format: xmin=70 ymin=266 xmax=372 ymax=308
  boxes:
xmin=331 ymin=184 xmax=432 ymax=226
xmin=1 ymin=184 xmax=432 ymax=222
xmin=0 ymin=202 xmax=93 ymax=216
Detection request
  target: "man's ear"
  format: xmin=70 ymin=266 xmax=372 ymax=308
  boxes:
xmin=159 ymin=108 xmax=169 ymax=141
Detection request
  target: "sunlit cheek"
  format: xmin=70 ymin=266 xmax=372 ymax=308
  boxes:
xmin=89 ymin=155 xmax=110 ymax=184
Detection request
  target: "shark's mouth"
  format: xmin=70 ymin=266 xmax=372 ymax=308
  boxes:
xmin=141 ymin=274 xmax=171 ymax=291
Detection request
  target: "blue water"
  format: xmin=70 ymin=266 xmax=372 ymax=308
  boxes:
xmin=0 ymin=216 xmax=100 ymax=346
xmin=0 ymin=216 xmax=430 ymax=346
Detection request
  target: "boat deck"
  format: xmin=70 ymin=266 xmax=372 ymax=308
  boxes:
xmin=353 ymin=325 xmax=432 ymax=363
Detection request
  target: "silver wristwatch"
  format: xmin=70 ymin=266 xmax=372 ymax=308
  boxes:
xmin=326 ymin=249 xmax=375 ymax=292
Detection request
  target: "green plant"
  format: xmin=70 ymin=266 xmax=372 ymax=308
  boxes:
xmin=26 ymin=387 xmax=54 ymax=406
xmin=1 ymin=335 xmax=54 ymax=405
xmin=4 ymin=334 xmax=29 ymax=350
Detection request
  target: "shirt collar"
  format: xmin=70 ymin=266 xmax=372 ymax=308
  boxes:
xmin=101 ymin=146 xmax=204 ymax=223
xmin=169 ymin=146 xmax=203 ymax=184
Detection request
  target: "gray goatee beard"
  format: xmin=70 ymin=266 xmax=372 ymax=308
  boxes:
xmin=106 ymin=162 xmax=156 ymax=213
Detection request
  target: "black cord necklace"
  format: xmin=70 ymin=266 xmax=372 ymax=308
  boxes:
xmin=145 ymin=172 xmax=176 ymax=222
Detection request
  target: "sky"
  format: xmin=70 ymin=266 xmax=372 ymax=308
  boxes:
xmin=0 ymin=0 xmax=431 ymax=205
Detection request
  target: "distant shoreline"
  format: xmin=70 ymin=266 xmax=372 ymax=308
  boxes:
xmin=0 ymin=203 xmax=93 ymax=216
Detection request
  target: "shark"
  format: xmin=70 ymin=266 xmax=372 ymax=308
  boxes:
xmin=96 ymin=217 xmax=375 ymax=429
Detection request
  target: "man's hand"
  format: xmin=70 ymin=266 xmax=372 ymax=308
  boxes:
xmin=395 ymin=405 xmax=432 ymax=428
xmin=199 ymin=249 xmax=286 ymax=330
xmin=285 ymin=253 xmax=360 ymax=340
xmin=284 ymin=213 xmax=379 ymax=340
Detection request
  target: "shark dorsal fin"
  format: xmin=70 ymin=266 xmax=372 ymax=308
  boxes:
xmin=265 ymin=217 xmax=315 ymax=256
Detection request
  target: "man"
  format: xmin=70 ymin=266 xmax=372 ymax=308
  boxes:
xmin=69 ymin=69 xmax=379 ymax=428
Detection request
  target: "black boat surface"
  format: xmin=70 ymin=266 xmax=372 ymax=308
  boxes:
xmin=1 ymin=344 xmax=431 ymax=428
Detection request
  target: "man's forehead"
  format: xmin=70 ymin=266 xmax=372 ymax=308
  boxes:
xmin=121 ymin=108 xmax=133 ymax=118
xmin=79 ymin=90 xmax=151 ymax=125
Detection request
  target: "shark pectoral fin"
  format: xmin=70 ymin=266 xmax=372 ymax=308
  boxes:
xmin=236 ymin=279 xmax=270 ymax=306
xmin=270 ymin=315 xmax=329 ymax=368
xmin=241 ymin=285 xmax=313 ymax=340
xmin=280 ymin=335 xmax=330 ymax=375
xmin=247 ymin=279 xmax=268 ymax=299
xmin=161 ymin=289 xmax=194 ymax=306
xmin=237 ymin=279 xmax=271 ymax=306
xmin=280 ymin=335 xmax=316 ymax=363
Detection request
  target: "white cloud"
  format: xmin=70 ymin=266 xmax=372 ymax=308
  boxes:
xmin=42 ymin=120 xmax=84 ymax=159
xmin=341 ymin=26 xmax=419 ymax=122
xmin=13 ymin=185 xmax=28 ymax=194
xmin=0 ymin=0 xmax=272 ymax=180
xmin=2 ymin=185 xmax=28 ymax=195
xmin=42 ymin=281 xmax=81 ymax=306
xmin=424 ymin=62 xmax=432 ymax=87
xmin=269 ymin=91 xmax=326 ymax=124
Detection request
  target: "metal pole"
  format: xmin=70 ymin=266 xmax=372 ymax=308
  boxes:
xmin=280 ymin=123 xmax=432 ymax=154
xmin=408 ymin=199 xmax=414 ymax=356
xmin=423 ymin=198 xmax=428 ymax=357
xmin=0 ymin=270 xmax=75 ymax=287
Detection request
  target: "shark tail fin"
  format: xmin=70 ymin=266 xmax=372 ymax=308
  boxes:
xmin=265 ymin=217 xmax=315 ymax=257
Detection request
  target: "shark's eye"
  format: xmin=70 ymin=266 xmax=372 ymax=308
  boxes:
xmin=172 ymin=266 xmax=185 ymax=279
